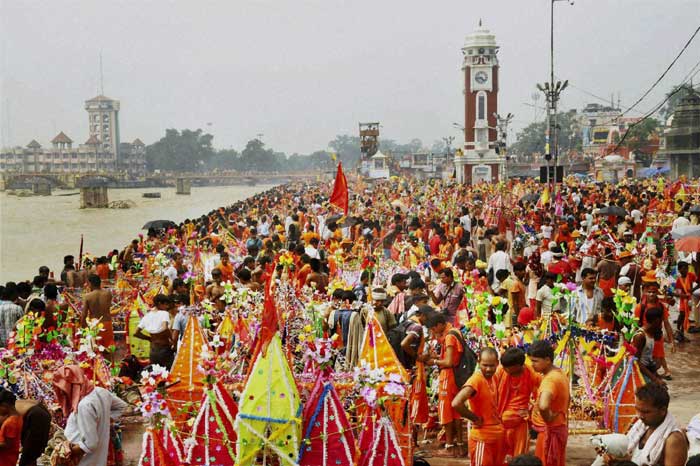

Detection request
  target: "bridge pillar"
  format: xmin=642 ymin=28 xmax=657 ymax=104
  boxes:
xmin=176 ymin=178 xmax=191 ymax=195
xmin=32 ymin=182 xmax=52 ymax=196
xmin=80 ymin=187 xmax=109 ymax=208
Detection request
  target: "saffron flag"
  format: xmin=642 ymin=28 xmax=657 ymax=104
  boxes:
xmin=539 ymin=185 xmax=551 ymax=206
xmin=329 ymin=162 xmax=349 ymax=215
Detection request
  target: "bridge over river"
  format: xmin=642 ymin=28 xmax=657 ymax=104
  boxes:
xmin=0 ymin=171 xmax=321 ymax=190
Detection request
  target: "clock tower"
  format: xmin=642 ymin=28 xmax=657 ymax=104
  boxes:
xmin=455 ymin=21 xmax=503 ymax=184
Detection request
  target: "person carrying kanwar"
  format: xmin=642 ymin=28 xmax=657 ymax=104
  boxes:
xmin=451 ymin=347 xmax=505 ymax=465
xmin=497 ymin=347 xmax=541 ymax=462
xmin=51 ymin=365 xmax=127 ymax=466
xmin=528 ymin=340 xmax=570 ymax=466
xmin=674 ymin=261 xmax=698 ymax=342
xmin=134 ymin=294 xmax=176 ymax=369
xmin=635 ymin=271 xmax=676 ymax=380
xmin=424 ymin=313 xmax=464 ymax=457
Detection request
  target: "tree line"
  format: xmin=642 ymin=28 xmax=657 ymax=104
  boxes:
xmin=145 ymin=131 xmax=443 ymax=173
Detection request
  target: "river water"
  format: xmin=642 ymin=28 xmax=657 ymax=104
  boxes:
xmin=0 ymin=185 xmax=277 ymax=282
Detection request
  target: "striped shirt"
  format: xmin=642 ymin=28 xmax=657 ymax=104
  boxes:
xmin=0 ymin=300 xmax=24 ymax=346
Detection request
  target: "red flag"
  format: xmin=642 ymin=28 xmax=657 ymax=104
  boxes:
xmin=252 ymin=279 xmax=278 ymax=360
xmin=329 ymin=162 xmax=349 ymax=215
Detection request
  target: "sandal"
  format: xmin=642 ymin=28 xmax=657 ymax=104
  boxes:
xmin=431 ymin=444 xmax=457 ymax=458
xmin=662 ymin=374 xmax=673 ymax=381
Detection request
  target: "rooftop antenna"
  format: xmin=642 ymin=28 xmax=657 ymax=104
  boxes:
xmin=99 ymin=51 xmax=104 ymax=95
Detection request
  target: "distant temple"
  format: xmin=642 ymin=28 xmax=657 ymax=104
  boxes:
xmin=659 ymin=86 xmax=700 ymax=179
xmin=0 ymin=95 xmax=146 ymax=177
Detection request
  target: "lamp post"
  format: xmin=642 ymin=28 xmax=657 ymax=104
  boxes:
xmin=537 ymin=0 xmax=572 ymax=187
xmin=494 ymin=113 xmax=514 ymax=180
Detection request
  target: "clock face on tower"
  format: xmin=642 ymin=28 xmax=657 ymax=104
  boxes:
xmin=475 ymin=71 xmax=488 ymax=84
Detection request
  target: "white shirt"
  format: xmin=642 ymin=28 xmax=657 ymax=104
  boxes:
xmin=164 ymin=265 xmax=178 ymax=283
xmin=541 ymin=225 xmax=553 ymax=239
xmin=536 ymin=284 xmax=559 ymax=318
xmin=138 ymin=310 xmax=171 ymax=334
xmin=487 ymin=250 xmax=511 ymax=290
xmin=259 ymin=221 xmax=270 ymax=237
xmin=541 ymin=250 xmax=554 ymax=268
xmin=672 ymin=216 xmax=690 ymax=231
xmin=304 ymin=245 xmax=321 ymax=260
xmin=64 ymin=387 xmax=127 ymax=466
xmin=459 ymin=214 xmax=472 ymax=233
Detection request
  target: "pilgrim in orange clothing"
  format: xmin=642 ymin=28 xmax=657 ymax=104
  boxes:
xmin=425 ymin=314 xmax=463 ymax=455
xmin=675 ymin=261 xmax=696 ymax=333
xmin=497 ymin=348 xmax=541 ymax=461
xmin=216 ymin=253 xmax=235 ymax=282
xmin=451 ymin=347 xmax=504 ymax=466
xmin=528 ymin=341 xmax=569 ymax=466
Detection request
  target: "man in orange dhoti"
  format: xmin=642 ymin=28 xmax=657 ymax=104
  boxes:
xmin=452 ymin=347 xmax=504 ymax=466
xmin=497 ymin=347 xmax=541 ymax=462
xmin=528 ymin=341 xmax=570 ymax=466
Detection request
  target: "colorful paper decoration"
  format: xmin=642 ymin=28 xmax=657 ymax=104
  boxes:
xmin=358 ymin=315 xmax=412 ymax=465
xmin=298 ymin=375 xmax=356 ymax=466
xmin=235 ymin=334 xmax=301 ymax=466
xmin=138 ymin=427 xmax=182 ymax=466
xmin=161 ymin=425 xmax=185 ymax=464
xmin=216 ymin=314 xmax=235 ymax=353
xmin=167 ymin=315 xmax=207 ymax=430
xmin=608 ymin=354 xmax=645 ymax=433
xmin=358 ymin=315 xmax=408 ymax=383
xmin=186 ymin=382 xmax=238 ymax=465
xmin=170 ymin=315 xmax=207 ymax=389
xmin=127 ymin=295 xmax=150 ymax=359
xmin=358 ymin=415 xmax=406 ymax=466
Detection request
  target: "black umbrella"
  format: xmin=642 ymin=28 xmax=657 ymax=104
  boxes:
xmin=520 ymin=193 xmax=539 ymax=203
xmin=325 ymin=214 xmax=343 ymax=225
xmin=597 ymin=205 xmax=628 ymax=217
xmin=142 ymin=220 xmax=177 ymax=230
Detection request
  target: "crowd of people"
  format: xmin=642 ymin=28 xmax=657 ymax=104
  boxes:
xmin=1 ymin=175 xmax=700 ymax=466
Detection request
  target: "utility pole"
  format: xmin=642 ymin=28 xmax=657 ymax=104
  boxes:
xmin=494 ymin=113 xmax=514 ymax=180
xmin=537 ymin=0 xmax=572 ymax=190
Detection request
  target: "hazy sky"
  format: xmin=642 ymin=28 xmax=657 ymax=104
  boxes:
xmin=2 ymin=0 xmax=699 ymax=155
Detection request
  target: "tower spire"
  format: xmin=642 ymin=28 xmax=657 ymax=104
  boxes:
xmin=478 ymin=18 xmax=482 ymax=27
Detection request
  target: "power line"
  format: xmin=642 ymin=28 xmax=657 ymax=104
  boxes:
xmin=619 ymin=24 xmax=700 ymax=118
xmin=608 ymin=66 xmax=700 ymax=154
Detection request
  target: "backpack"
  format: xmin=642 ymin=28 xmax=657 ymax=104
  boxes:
xmin=447 ymin=329 xmax=478 ymax=388
xmin=387 ymin=319 xmax=417 ymax=369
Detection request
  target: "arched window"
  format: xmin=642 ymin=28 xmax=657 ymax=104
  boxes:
xmin=477 ymin=92 xmax=486 ymax=121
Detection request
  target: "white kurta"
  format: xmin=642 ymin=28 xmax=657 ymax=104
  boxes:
xmin=64 ymin=387 xmax=127 ymax=466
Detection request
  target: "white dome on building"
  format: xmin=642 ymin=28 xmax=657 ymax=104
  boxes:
xmin=463 ymin=20 xmax=498 ymax=49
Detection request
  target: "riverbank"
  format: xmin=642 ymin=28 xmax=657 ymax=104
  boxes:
xmin=0 ymin=184 xmax=277 ymax=282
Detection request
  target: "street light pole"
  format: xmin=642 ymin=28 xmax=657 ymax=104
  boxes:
xmin=539 ymin=0 xmax=572 ymax=190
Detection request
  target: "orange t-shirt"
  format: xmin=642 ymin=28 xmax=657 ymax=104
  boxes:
xmin=465 ymin=371 xmax=504 ymax=441
xmin=96 ymin=263 xmax=111 ymax=280
xmin=217 ymin=263 xmax=234 ymax=282
xmin=0 ymin=415 xmax=23 ymax=466
xmin=497 ymin=365 xmax=541 ymax=427
xmin=537 ymin=368 xmax=569 ymax=426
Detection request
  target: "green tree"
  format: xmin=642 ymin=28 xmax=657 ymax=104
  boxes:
xmin=206 ymin=148 xmax=240 ymax=170
xmin=146 ymin=128 xmax=214 ymax=172
xmin=624 ymin=117 xmax=660 ymax=166
xmin=660 ymin=84 xmax=695 ymax=121
xmin=328 ymin=135 xmax=362 ymax=165
xmin=511 ymin=120 xmax=547 ymax=156
xmin=239 ymin=139 xmax=280 ymax=172
xmin=511 ymin=110 xmax=581 ymax=158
